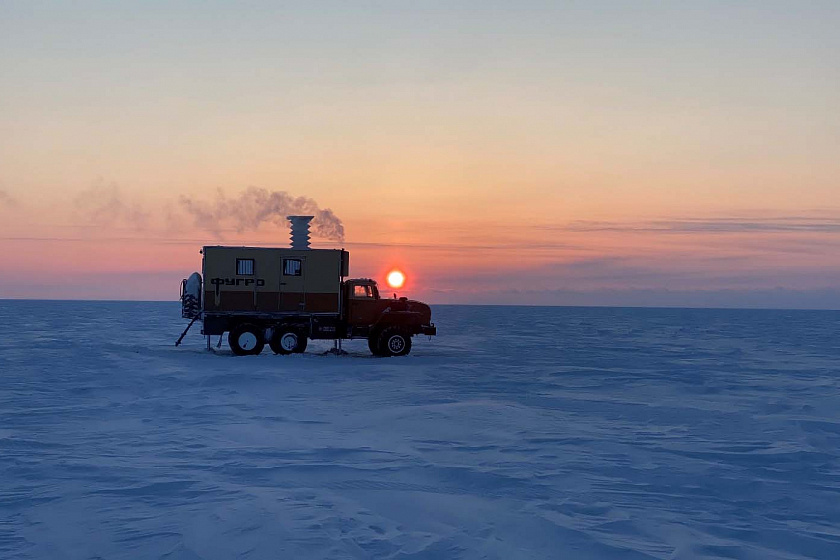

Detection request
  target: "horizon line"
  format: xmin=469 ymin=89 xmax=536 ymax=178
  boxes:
xmin=1 ymin=297 xmax=837 ymax=313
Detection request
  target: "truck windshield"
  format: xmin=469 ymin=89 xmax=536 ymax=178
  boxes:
xmin=353 ymin=285 xmax=374 ymax=298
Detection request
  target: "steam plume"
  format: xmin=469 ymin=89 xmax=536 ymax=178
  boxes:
xmin=74 ymin=181 xmax=149 ymax=228
xmin=179 ymin=187 xmax=345 ymax=242
xmin=0 ymin=189 xmax=17 ymax=208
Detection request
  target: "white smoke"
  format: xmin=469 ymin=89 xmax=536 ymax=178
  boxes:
xmin=0 ymin=188 xmax=18 ymax=208
xmin=74 ymin=181 xmax=149 ymax=228
xmin=179 ymin=187 xmax=345 ymax=242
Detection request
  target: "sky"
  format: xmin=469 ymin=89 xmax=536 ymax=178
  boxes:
xmin=1 ymin=0 xmax=839 ymax=308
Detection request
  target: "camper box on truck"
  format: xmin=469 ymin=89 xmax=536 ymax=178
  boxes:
xmin=202 ymin=246 xmax=348 ymax=315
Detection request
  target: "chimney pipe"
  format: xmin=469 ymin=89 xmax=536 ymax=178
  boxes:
xmin=287 ymin=215 xmax=313 ymax=249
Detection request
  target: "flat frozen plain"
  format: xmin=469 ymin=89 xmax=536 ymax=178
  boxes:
xmin=2 ymin=301 xmax=840 ymax=559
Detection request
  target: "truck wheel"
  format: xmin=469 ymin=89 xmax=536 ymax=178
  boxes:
xmin=270 ymin=329 xmax=308 ymax=355
xmin=378 ymin=327 xmax=412 ymax=357
xmin=229 ymin=324 xmax=265 ymax=356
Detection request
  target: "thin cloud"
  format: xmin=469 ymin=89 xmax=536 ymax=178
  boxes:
xmin=74 ymin=181 xmax=150 ymax=229
xmin=344 ymin=240 xmax=585 ymax=251
xmin=557 ymin=217 xmax=840 ymax=234
xmin=423 ymin=252 xmax=840 ymax=293
xmin=426 ymin=287 xmax=840 ymax=310
xmin=0 ymin=189 xmax=18 ymax=208
xmin=0 ymin=235 xmax=586 ymax=253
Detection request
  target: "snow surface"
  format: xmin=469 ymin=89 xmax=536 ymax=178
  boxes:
xmin=2 ymin=301 xmax=840 ymax=559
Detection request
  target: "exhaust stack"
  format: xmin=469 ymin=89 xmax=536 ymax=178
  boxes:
xmin=287 ymin=215 xmax=313 ymax=249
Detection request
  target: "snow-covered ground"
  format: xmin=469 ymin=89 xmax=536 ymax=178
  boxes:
xmin=1 ymin=301 xmax=839 ymax=559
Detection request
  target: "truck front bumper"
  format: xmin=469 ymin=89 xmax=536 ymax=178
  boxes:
xmin=421 ymin=324 xmax=437 ymax=336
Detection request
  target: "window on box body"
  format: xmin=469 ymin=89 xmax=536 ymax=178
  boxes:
xmin=236 ymin=259 xmax=254 ymax=275
xmin=283 ymin=259 xmax=302 ymax=276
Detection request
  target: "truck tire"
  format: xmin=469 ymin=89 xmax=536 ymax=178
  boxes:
xmin=377 ymin=327 xmax=412 ymax=357
xmin=229 ymin=324 xmax=265 ymax=356
xmin=270 ymin=329 xmax=308 ymax=355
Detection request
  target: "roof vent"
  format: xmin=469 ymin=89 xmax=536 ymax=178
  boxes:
xmin=287 ymin=215 xmax=313 ymax=249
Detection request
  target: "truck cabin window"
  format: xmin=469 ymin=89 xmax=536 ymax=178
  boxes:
xmin=236 ymin=259 xmax=254 ymax=275
xmin=283 ymin=259 xmax=302 ymax=276
xmin=353 ymin=285 xmax=374 ymax=299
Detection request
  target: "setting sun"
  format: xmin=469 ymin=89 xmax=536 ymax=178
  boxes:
xmin=386 ymin=270 xmax=406 ymax=289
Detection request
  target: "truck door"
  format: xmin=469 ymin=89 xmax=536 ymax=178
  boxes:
xmin=348 ymin=283 xmax=380 ymax=325
xmin=279 ymin=256 xmax=307 ymax=311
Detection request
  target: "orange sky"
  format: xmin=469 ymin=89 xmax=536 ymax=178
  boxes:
xmin=1 ymin=2 xmax=839 ymax=307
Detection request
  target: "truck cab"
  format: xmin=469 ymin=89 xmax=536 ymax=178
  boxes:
xmin=343 ymin=278 xmax=435 ymax=356
xmin=345 ymin=279 xmax=382 ymax=327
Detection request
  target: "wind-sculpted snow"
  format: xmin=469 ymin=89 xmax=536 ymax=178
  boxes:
xmin=1 ymin=302 xmax=839 ymax=559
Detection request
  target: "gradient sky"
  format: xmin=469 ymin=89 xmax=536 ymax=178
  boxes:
xmin=1 ymin=1 xmax=839 ymax=307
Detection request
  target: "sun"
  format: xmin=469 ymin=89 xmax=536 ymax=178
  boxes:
xmin=386 ymin=270 xmax=406 ymax=289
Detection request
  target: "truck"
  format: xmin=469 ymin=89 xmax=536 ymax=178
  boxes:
xmin=177 ymin=216 xmax=436 ymax=356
